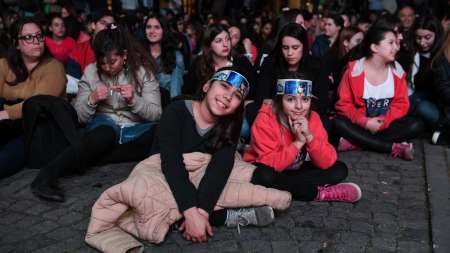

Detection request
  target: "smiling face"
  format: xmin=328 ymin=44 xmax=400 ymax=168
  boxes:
xmin=18 ymin=23 xmax=45 ymax=61
xmin=145 ymin=18 xmax=163 ymax=44
xmin=282 ymin=94 xmax=311 ymax=121
xmin=371 ymin=31 xmax=399 ymax=62
xmin=415 ymin=28 xmax=435 ymax=53
xmin=99 ymin=51 xmax=127 ymax=76
xmin=281 ymin=36 xmax=304 ymax=68
xmin=210 ymin=31 xmax=231 ymax=58
xmin=203 ymin=80 xmax=243 ymax=117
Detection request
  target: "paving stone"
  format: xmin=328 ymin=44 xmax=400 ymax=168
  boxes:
xmin=208 ymin=240 xmax=239 ymax=251
xmin=350 ymin=221 xmax=374 ymax=235
xmin=291 ymin=227 xmax=313 ymax=241
xmin=271 ymin=241 xmax=299 ymax=253
xmin=0 ymin=244 xmax=15 ymax=253
xmin=46 ymin=226 xmax=81 ymax=241
xmin=0 ymin=138 xmax=437 ymax=252
xmin=371 ymin=236 xmax=397 ymax=252
xmin=240 ymin=240 xmax=272 ymax=253
xmin=397 ymin=241 xmax=430 ymax=253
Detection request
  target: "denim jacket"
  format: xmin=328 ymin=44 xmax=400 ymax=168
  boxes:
xmin=156 ymin=51 xmax=184 ymax=98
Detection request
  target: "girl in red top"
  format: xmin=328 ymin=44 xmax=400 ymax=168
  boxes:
xmin=44 ymin=14 xmax=76 ymax=64
xmin=334 ymin=26 xmax=424 ymax=160
xmin=244 ymin=77 xmax=361 ymax=203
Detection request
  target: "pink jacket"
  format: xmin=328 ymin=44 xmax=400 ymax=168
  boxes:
xmin=85 ymin=153 xmax=292 ymax=253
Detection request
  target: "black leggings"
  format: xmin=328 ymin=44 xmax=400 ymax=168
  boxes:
xmin=33 ymin=125 xmax=155 ymax=185
xmin=333 ymin=116 xmax=424 ymax=153
xmin=250 ymin=161 xmax=348 ymax=201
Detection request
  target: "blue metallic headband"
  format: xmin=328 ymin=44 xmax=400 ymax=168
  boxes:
xmin=210 ymin=70 xmax=250 ymax=97
xmin=276 ymin=79 xmax=315 ymax=97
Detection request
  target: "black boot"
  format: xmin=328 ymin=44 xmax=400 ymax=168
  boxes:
xmin=31 ymin=180 xmax=65 ymax=202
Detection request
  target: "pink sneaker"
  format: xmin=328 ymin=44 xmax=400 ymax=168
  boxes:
xmin=316 ymin=183 xmax=362 ymax=203
xmin=337 ymin=138 xmax=359 ymax=152
xmin=391 ymin=142 xmax=414 ymax=161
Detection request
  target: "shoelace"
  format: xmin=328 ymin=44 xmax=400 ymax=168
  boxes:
xmin=320 ymin=186 xmax=348 ymax=201
xmin=390 ymin=144 xmax=403 ymax=158
xmin=228 ymin=209 xmax=251 ymax=234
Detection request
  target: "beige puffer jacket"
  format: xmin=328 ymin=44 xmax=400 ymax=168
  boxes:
xmin=85 ymin=152 xmax=292 ymax=253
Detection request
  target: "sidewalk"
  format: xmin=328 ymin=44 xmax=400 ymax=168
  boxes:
xmin=0 ymin=139 xmax=445 ymax=253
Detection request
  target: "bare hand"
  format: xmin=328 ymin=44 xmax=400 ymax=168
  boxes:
xmin=366 ymin=117 xmax=384 ymax=134
xmin=113 ymin=84 xmax=134 ymax=103
xmin=89 ymin=85 xmax=109 ymax=105
xmin=242 ymin=38 xmax=252 ymax=52
xmin=289 ymin=117 xmax=306 ymax=148
xmin=181 ymin=208 xmax=212 ymax=243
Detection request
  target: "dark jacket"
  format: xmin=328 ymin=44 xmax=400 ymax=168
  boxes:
xmin=433 ymin=57 xmax=450 ymax=107
xmin=311 ymin=34 xmax=330 ymax=59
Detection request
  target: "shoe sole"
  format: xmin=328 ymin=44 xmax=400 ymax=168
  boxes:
xmin=254 ymin=206 xmax=275 ymax=226
xmin=432 ymin=132 xmax=440 ymax=145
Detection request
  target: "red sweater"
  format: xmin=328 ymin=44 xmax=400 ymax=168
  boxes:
xmin=335 ymin=58 xmax=409 ymax=131
xmin=45 ymin=36 xmax=76 ymax=64
xmin=243 ymin=104 xmax=337 ymax=172
xmin=68 ymin=40 xmax=95 ymax=73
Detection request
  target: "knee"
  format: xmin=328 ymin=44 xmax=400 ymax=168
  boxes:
xmin=329 ymin=161 xmax=348 ymax=182
xmin=408 ymin=118 xmax=425 ymax=135
xmin=251 ymin=163 xmax=277 ymax=187
xmin=85 ymin=125 xmax=117 ymax=145
xmin=333 ymin=116 xmax=350 ymax=131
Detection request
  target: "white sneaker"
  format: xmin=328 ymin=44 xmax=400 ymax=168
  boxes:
xmin=225 ymin=206 xmax=275 ymax=233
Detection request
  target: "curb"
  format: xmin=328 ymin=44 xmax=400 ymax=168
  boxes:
xmin=423 ymin=143 xmax=450 ymax=253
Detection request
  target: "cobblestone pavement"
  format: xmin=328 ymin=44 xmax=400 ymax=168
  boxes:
xmin=0 ymin=140 xmax=435 ymax=253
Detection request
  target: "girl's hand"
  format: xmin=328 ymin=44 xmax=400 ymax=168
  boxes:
xmin=89 ymin=85 xmax=109 ymax=105
xmin=295 ymin=116 xmax=313 ymax=143
xmin=115 ymin=84 xmax=134 ymax=104
xmin=242 ymin=38 xmax=252 ymax=52
xmin=366 ymin=117 xmax=384 ymax=134
xmin=289 ymin=117 xmax=306 ymax=149
xmin=181 ymin=207 xmax=212 ymax=243
xmin=0 ymin=110 xmax=9 ymax=120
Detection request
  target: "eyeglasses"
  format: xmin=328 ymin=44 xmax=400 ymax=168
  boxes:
xmin=18 ymin=33 xmax=44 ymax=44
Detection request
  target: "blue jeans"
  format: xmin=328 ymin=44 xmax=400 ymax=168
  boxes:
xmin=86 ymin=115 xmax=154 ymax=144
xmin=409 ymin=91 xmax=440 ymax=129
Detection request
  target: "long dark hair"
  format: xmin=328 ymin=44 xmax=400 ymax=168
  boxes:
xmin=6 ymin=18 xmax=51 ymax=86
xmin=197 ymin=66 xmax=246 ymax=152
xmin=361 ymin=26 xmax=396 ymax=59
xmin=272 ymin=72 xmax=316 ymax=124
xmin=196 ymin=24 xmax=231 ymax=89
xmin=412 ymin=15 xmax=443 ymax=55
xmin=92 ymin=24 xmax=157 ymax=94
xmin=144 ymin=14 xmax=177 ymax=74
xmin=271 ymin=23 xmax=310 ymax=77
xmin=329 ymin=26 xmax=361 ymax=59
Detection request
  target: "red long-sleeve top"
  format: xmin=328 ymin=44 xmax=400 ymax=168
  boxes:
xmin=335 ymin=58 xmax=409 ymax=131
xmin=243 ymin=104 xmax=337 ymax=172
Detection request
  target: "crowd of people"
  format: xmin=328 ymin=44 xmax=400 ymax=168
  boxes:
xmin=1 ymin=0 xmax=450 ymax=249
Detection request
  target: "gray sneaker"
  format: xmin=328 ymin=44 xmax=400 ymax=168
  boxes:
xmin=225 ymin=206 xmax=274 ymax=233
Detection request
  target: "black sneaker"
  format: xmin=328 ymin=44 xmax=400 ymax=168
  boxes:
xmin=431 ymin=130 xmax=450 ymax=145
